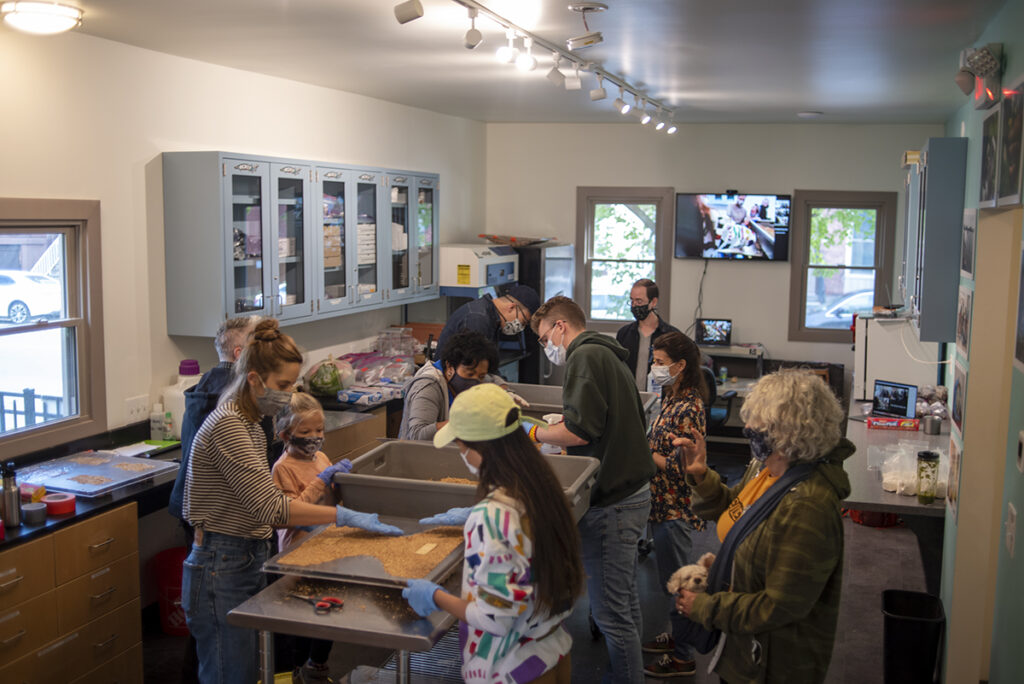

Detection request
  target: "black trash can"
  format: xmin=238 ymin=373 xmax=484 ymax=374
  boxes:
xmin=882 ymin=590 xmax=945 ymax=684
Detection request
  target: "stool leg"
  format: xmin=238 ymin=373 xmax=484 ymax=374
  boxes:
xmin=396 ymin=650 xmax=411 ymax=684
xmin=259 ymin=630 xmax=274 ymax=684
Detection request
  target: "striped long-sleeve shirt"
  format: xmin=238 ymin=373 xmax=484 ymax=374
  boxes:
xmin=183 ymin=400 xmax=289 ymax=539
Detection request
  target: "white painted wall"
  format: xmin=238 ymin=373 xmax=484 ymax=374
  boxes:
xmin=485 ymin=122 xmax=943 ymax=370
xmin=0 ymin=31 xmax=486 ymax=429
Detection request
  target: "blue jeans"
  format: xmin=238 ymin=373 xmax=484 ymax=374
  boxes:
xmin=578 ymin=485 xmax=652 ymax=684
xmin=652 ymin=518 xmax=696 ymax=662
xmin=182 ymin=531 xmax=271 ymax=684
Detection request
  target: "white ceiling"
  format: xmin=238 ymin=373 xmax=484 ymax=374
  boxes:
xmin=69 ymin=0 xmax=1004 ymax=124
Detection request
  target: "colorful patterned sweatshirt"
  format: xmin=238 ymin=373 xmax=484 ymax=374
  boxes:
xmin=459 ymin=490 xmax=572 ymax=684
xmin=648 ymin=385 xmax=707 ymax=530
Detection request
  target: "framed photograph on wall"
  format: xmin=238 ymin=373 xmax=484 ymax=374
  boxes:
xmin=1015 ymin=237 xmax=1024 ymax=373
xmin=980 ymin=106 xmax=1000 ymax=209
xmin=998 ymin=76 xmax=1023 ymax=207
xmin=947 ymin=436 xmax=961 ymax=522
xmin=952 ymin=360 xmax=967 ymax=434
xmin=961 ymin=209 xmax=976 ymax=279
xmin=957 ymin=286 xmax=973 ymax=358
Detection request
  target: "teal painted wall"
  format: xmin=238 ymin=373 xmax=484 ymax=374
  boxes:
xmin=940 ymin=2 xmax=1024 ymax=681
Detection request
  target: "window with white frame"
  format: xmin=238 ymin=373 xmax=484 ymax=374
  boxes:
xmin=788 ymin=190 xmax=897 ymax=343
xmin=0 ymin=199 xmax=105 ymax=458
xmin=575 ymin=187 xmax=674 ymax=331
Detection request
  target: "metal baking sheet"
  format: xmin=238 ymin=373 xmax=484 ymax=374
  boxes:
xmin=16 ymin=450 xmax=179 ymax=498
xmin=262 ymin=516 xmax=464 ymax=589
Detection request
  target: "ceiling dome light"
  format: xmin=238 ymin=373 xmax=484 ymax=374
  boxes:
xmin=495 ymin=29 xmax=518 ymax=63
xmin=515 ymin=36 xmax=538 ymax=72
xmin=1 ymin=1 xmax=82 ymax=34
xmin=613 ymin=87 xmax=631 ymax=115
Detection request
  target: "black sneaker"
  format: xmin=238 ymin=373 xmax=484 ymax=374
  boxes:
xmin=641 ymin=632 xmax=674 ymax=654
xmin=644 ymin=653 xmax=697 ymax=678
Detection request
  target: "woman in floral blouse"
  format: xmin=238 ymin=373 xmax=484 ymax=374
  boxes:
xmin=641 ymin=331 xmax=710 ymax=679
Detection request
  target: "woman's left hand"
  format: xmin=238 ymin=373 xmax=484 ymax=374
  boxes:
xmin=676 ymin=589 xmax=697 ymax=616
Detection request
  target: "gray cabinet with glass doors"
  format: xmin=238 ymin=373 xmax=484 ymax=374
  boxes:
xmin=384 ymin=173 xmax=439 ymax=303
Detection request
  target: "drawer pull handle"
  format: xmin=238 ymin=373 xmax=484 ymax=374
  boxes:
xmin=94 ymin=633 xmax=118 ymax=649
xmin=0 ymin=575 xmax=24 ymax=590
xmin=90 ymin=587 xmax=116 ymax=601
xmin=1 ymin=629 xmax=26 ymax=646
xmin=88 ymin=537 xmax=115 ymax=552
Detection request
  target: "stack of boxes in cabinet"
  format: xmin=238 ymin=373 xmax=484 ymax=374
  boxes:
xmin=0 ymin=503 xmax=142 ymax=683
xmin=323 ymin=223 xmax=342 ymax=270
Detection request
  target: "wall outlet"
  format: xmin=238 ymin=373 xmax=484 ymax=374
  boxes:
xmin=1007 ymin=503 xmax=1017 ymax=559
xmin=1017 ymin=431 xmax=1024 ymax=474
xmin=125 ymin=394 xmax=149 ymax=423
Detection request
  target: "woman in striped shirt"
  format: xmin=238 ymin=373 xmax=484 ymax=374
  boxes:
xmin=182 ymin=318 xmax=400 ymax=684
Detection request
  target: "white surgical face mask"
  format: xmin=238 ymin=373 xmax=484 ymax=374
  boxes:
xmin=543 ymin=323 xmax=567 ymax=366
xmin=649 ymin=364 xmax=679 ymax=387
xmin=459 ymin=448 xmax=479 ymax=476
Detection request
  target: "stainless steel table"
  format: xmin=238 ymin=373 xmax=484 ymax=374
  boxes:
xmin=227 ymin=574 xmax=458 ymax=683
xmin=843 ymin=417 xmax=950 ymax=517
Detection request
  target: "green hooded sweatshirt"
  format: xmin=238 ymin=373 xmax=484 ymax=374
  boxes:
xmin=561 ymin=331 xmax=656 ymax=507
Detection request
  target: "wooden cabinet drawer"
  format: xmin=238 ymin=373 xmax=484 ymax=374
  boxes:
xmin=71 ymin=641 xmax=142 ymax=684
xmin=53 ymin=503 xmax=138 ymax=584
xmin=0 ymin=590 xmax=58 ymax=665
xmin=56 ymin=553 xmax=140 ymax=633
xmin=0 ymin=536 xmax=55 ymax=611
xmin=64 ymin=598 xmax=141 ymax=676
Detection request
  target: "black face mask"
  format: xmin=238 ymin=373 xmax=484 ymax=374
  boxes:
xmin=630 ymin=303 xmax=652 ymax=321
xmin=743 ymin=427 xmax=774 ymax=462
xmin=448 ymin=374 xmax=481 ymax=396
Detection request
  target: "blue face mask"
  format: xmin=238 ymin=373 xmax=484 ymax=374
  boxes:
xmin=743 ymin=427 xmax=774 ymax=462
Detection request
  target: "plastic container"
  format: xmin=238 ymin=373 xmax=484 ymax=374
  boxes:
xmin=163 ymin=360 xmax=201 ymax=439
xmin=154 ymin=547 xmax=190 ymax=636
xmin=508 ymin=382 xmax=659 ymax=425
xmin=883 ymin=590 xmax=944 ymax=683
xmin=150 ymin=403 xmax=170 ymax=440
xmin=916 ymin=450 xmax=939 ymax=504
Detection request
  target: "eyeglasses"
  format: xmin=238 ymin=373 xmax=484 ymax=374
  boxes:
xmin=537 ymin=320 xmax=563 ymax=347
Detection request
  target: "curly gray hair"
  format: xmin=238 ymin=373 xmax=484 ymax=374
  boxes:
xmin=739 ymin=369 xmax=843 ymax=463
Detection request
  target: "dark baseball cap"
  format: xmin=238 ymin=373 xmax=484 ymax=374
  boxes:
xmin=506 ymin=284 xmax=540 ymax=315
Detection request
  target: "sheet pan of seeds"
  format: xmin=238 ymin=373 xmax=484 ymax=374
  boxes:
xmin=17 ymin=450 xmax=178 ymax=497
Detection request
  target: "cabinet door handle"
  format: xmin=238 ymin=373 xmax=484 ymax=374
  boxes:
xmin=0 ymin=574 xmax=24 ymax=590
xmin=90 ymin=586 xmax=116 ymax=601
xmin=94 ymin=633 xmax=118 ymax=650
xmin=1 ymin=629 xmax=26 ymax=646
xmin=88 ymin=537 xmax=115 ymax=552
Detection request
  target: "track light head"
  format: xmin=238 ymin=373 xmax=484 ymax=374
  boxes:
xmin=393 ymin=0 xmax=423 ymax=25
xmin=589 ymin=74 xmax=606 ymax=101
xmin=564 ymin=62 xmax=582 ymax=90
xmin=515 ymin=36 xmax=537 ymax=71
xmin=614 ymin=87 xmax=631 ymax=114
xmin=495 ymin=30 xmax=518 ymax=63
xmin=547 ymin=54 xmax=565 ymax=86
xmin=666 ymin=123 xmax=678 ymax=135
xmin=464 ymin=7 xmax=482 ymax=49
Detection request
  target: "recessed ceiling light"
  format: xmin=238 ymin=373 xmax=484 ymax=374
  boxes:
xmin=797 ymin=111 xmax=824 ymax=119
xmin=1 ymin=1 xmax=82 ymax=34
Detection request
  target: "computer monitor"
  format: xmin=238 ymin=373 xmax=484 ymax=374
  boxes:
xmin=871 ymin=380 xmax=918 ymax=419
xmin=696 ymin=318 xmax=732 ymax=346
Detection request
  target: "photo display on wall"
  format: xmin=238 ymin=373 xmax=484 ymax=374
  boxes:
xmin=998 ymin=76 xmax=1023 ymax=207
xmin=947 ymin=436 xmax=961 ymax=521
xmin=957 ymin=287 xmax=973 ymax=358
xmin=952 ymin=360 xmax=968 ymax=436
xmin=961 ymin=209 xmax=976 ymax=279
xmin=980 ymin=106 xmax=1001 ymax=209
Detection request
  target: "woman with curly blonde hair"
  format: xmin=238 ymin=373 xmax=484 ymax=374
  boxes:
xmin=672 ymin=369 xmax=853 ymax=684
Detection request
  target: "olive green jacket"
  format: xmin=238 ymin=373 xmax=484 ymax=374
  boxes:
xmin=686 ymin=438 xmax=854 ymax=684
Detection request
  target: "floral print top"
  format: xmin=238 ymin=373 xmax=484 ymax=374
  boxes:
xmin=648 ymin=386 xmax=707 ymax=529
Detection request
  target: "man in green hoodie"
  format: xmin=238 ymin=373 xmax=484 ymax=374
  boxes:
xmin=530 ymin=296 xmax=656 ymax=684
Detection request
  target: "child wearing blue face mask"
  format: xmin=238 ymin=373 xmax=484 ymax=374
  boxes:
xmin=271 ymin=391 xmax=352 ymax=684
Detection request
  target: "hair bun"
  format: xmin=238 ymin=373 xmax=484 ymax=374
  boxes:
xmin=252 ymin=319 xmax=282 ymax=342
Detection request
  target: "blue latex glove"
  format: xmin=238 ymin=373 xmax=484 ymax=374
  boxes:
xmin=335 ymin=506 xmax=403 ymax=535
xmin=402 ymin=579 xmax=441 ymax=616
xmin=317 ymin=459 xmax=353 ymax=484
xmin=418 ymin=506 xmax=472 ymax=526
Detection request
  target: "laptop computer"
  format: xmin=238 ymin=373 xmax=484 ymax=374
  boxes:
xmin=865 ymin=379 xmax=918 ymax=419
xmin=695 ymin=318 xmax=732 ymax=346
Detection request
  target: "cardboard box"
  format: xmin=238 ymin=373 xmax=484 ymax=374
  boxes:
xmin=867 ymin=416 xmax=920 ymax=431
xmin=324 ymin=253 xmax=342 ymax=268
xmin=278 ymin=237 xmax=296 ymax=257
xmin=323 ymin=225 xmax=341 ymax=239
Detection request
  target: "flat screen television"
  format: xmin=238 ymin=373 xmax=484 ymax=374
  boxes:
xmin=675 ymin=193 xmax=791 ymax=261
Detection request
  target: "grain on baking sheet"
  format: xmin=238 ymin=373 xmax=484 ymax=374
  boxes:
xmin=113 ymin=462 xmax=156 ymax=472
xmin=438 ymin=477 xmax=476 ymax=485
xmin=278 ymin=526 xmax=463 ymax=578
xmin=68 ymin=455 xmax=110 ymax=466
xmin=70 ymin=474 xmax=112 ymax=485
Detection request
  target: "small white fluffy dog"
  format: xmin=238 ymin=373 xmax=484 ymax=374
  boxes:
xmin=666 ymin=552 xmax=716 ymax=595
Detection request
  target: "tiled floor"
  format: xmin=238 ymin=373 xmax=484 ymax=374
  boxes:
xmin=145 ymin=451 xmax=933 ymax=683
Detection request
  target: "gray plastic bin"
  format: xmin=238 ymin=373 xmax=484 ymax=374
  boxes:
xmin=508 ymin=382 xmax=658 ymax=424
xmin=336 ymin=440 xmax=600 ymax=521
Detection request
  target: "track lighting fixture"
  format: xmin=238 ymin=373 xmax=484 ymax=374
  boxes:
xmin=630 ymin=96 xmax=651 ymax=123
xmin=546 ymin=54 xmax=565 ymax=86
xmin=666 ymin=123 xmax=678 ymax=135
xmin=613 ymin=87 xmax=631 ymax=115
xmin=464 ymin=7 xmax=482 ymax=49
xmin=495 ymin=28 xmax=518 ymax=63
xmin=654 ymin=109 xmax=666 ymax=131
xmin=564 ymin=62 xmax=582 ymax=90
xmin=589 ymin=73 xmax=607 ymax=101
xmin=515 ymin=36 xmax=538 ymax=72
xmin=393 ymin=0 xmax=423 ymax=25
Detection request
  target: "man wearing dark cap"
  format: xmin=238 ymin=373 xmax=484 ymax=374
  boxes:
xmin=437 ymin=283 xmax=540 ymax=354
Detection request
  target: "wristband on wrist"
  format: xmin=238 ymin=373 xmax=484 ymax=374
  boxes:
xmin=529 ymin=424 xmax=539 ymax=442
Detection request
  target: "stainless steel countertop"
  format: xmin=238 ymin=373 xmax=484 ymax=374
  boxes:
xmin=324 ymin=409 xmax=378 ymax=432
xmin=227 ymin=573 xmax=458 ymax=651
xmin=843 ymin=418 xmax=950 ymax=517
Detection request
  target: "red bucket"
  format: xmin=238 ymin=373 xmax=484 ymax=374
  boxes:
xmin=154 ymin=547 xmax=190 ymax=636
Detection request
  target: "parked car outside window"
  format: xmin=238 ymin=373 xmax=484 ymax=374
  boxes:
xmin=0 ymin=270 xmax=62 ymax=324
